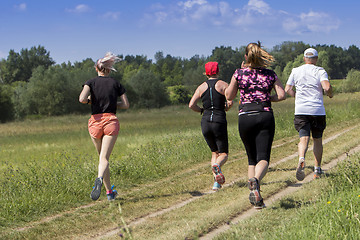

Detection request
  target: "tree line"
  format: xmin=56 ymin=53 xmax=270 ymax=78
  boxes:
xmin=1 ymin=42 xmax=360 ymax=122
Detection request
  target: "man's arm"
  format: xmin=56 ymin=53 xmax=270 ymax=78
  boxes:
xmin=321 ymin=80 xmax=333 ymax=98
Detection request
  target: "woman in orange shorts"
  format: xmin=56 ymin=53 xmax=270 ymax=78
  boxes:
xmin=79 ymin=52 xmax=129 ymax=201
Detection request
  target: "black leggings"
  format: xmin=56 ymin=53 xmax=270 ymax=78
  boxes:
xmin=201 ymin=120 xmax=228 ymax=153
xmin=238 ymin=111 xmax=275 ymax=165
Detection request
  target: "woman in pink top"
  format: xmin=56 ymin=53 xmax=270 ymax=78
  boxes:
xmin=226 ymin=42 xmax=285 ymax=209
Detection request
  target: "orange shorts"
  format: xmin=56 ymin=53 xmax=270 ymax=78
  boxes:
xmin=88 ymin=113 xmax=120 ymax=139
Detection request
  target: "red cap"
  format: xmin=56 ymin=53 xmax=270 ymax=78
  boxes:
xmin=205 ymin=62 xmax=219 ymax=76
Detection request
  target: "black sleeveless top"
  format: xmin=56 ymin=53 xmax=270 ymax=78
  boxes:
xmin=200 ymin=79 xmax=227 ymax=124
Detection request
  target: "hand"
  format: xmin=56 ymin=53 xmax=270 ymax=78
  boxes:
xmin=225 ymin=100 xmax=233 ymax=111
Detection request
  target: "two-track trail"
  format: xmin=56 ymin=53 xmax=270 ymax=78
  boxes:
xmin=9 ymin=123 xmax=360 ymax=240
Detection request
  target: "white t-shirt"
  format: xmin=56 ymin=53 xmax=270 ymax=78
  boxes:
xmin=286 ymin=64 xmax=329 ymax=115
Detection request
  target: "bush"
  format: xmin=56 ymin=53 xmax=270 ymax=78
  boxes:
xmin=168 ymin=85 xmax=191 ymax=104
xmin=341 ymin=69 xmax=360 ymax=93
xmin=0 ymin=84 xmax=15 ymax=122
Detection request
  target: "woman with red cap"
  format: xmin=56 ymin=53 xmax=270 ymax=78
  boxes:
xmin=189 ymin=62 xmax=233 ymax=191
xmin=226 ymin=42 xmax=285 ymax=209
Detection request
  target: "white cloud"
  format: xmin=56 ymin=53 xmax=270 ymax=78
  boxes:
xmin=246 ymin=0 xmax=270 ymax=15
xmin=283 ymin=10 xmax=340 ymax=34
xmin=179 ymin=0 xmax=207 ymax=10
xmin=141 ymin=0 xmax=340 ymax=35
xmin=101 ymin=11 xmax=121 ymax=21
xmin=66 ymin=4 xmax=91 ymax=13
xmin=14 ymin=3 xmax=26 ymax=11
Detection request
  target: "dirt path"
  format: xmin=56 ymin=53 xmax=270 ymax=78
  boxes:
xmin=92 ymin=124 xmax=359 ymax=239
xmin=200 ymin=144 xmax=360 ymax=239
xmin=13 ymin=124 xmax=359 ymax=239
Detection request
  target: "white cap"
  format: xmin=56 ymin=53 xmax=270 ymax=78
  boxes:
xmin=304 ymin=48 xmax=318 ymax=58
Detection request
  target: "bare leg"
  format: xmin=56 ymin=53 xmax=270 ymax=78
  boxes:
xmin=248 ymin=160 xmax=268 ymax=183
xmin=216 ymin=153 xmax=228 ymax=167
xmin=298 ymin=136 xmax=310 ymax=159
xmin=312 ymin=137 xmax=323 ymax=167
xmin=91 ymin=134 xmax=118 ymax=191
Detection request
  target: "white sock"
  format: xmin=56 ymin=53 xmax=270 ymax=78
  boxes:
xmin=299 ymin=157 xmax=305 ymax=161
xmin=314 ymin=166 xmax=321 ymax=172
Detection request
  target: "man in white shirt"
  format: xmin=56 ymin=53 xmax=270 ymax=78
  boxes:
xmin=285 ymin=48 xmax=333 ymax=181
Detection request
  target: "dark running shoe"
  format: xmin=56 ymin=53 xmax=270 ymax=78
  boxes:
xmin=90 ymin=177 xmax=103 ymax=201
xmin=313 ymin=167 xmax=323 ymax=179
xmin=254 ymin=199 xmax=266 ymax=209
xmin=296 ymin=158 xmax=306 ymax=181
xmin=212 ymin=164 xmax=225 ymax=185
xmin=248 ymin=177 xmax=263 ymax=206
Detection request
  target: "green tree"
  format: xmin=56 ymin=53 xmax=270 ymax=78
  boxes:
xmin=0 ymin=46 xmax=55 ymax=84
xmin=271 ymin=41 xmax=309 ymax=72
xmin=168 ymin=85 xmax=191 ymax=104
xmin=0 ymin=84 xmax=15 ymax=122
xmin=341 ymin=69 xmax=360 ymax=93
xmin=127 ymin=69 xmax=169 ymax=108
xmin=209 ymin=46 xmax=243 ymax=82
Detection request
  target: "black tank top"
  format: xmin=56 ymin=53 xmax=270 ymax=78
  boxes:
xmin=200 ymin=79 xmax=227 ymax=123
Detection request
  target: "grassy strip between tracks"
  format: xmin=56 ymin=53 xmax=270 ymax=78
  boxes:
xmin=0 ymin=92 xmax=360 ymax=239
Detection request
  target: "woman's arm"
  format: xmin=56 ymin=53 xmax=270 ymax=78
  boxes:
xmin=270 ymin=78 xmax=286 ymax=102
xmin=117 ymin=94 xmax=130 ymax=109
xmin=284 ymin=84 xmax=296 ymax=98
xmin=225 ymin=76 xmax=238 ymax=101
xmin=79 ymin=85 xmax=91 ymax=104
xmin=189 ymin=86 xmax=203 ymax=113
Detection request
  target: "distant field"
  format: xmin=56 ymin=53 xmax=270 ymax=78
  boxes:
xmin=1 ymin=92 xmax=360 ymax=239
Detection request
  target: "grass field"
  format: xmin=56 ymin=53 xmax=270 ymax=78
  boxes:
xmin=1 ymin=92 xmax=360 ymax=239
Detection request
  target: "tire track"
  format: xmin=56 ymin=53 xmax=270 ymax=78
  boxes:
xmin=13 ymin=130 xmax=299 ymax=233
xmin=92 ymin=124 xmax=359 ymax=239
xmin=200 ymin=143 xmax=360 ymax=240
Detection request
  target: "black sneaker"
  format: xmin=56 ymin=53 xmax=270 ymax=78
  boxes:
xmin=90 ymin=177 xmax=103 ymax=201
xmin=254 ymin=199 xmax=266 ymax=209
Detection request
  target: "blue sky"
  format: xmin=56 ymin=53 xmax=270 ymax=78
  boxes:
xmin=1 ymin=0 xmax=359 ymax=64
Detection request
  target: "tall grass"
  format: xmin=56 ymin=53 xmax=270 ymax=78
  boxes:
xmin=1 ymin=92 xmax=360 ymax=229
xmin=216 ymin=153 xmax=360 ymax=240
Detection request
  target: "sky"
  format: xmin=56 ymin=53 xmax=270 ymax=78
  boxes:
xmin=1 ymin=0 xmax=359 ymax=64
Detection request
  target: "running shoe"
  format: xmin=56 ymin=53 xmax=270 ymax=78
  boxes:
xmin=254 ymin=199 xmax=266 ymax=209
xmin=313 ymin=167 xmax=323 ymax=179
xmin=248 ymin=177 xmax=263 ymax=206
xmin=107 ymin=185 xmax=118 ymax=201
xmin=296 ymin=158 xmax=306 ymax=181
xmin=212 ymin=182 xmax=222 ymax=191
xmin=212 ymin=163 xmax=225 ymax=185
xmin=90 ymin=177 xmax=103 ymax=201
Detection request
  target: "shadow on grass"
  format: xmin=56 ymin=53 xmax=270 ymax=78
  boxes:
xmin=268 ymin=166 xmax=314 ymax=172
xmin=114 ymin=190 xmax=207 ymax=204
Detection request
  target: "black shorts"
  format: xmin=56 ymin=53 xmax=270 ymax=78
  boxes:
xmin=238 ymin=111 xmax=275 ymax=166
xmin=294 ymin=115 xmax=326 ymax=138
xmin=201 ymin=120 xmax=228 ymax=153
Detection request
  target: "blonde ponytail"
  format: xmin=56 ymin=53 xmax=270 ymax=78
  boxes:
xmin=95 ymin=52 xmax=121 ymax=73
xmin=245 ymin=41 xmax=274 ymax=68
